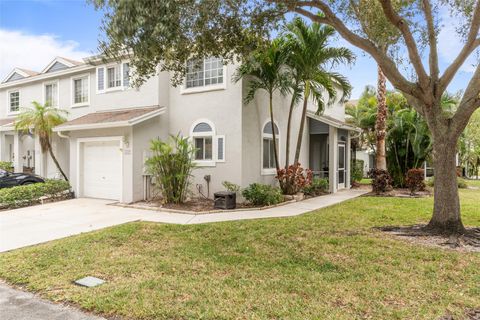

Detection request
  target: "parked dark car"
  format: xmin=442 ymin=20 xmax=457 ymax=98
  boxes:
xmin=0 ymin=169 xmax=44 ymax=189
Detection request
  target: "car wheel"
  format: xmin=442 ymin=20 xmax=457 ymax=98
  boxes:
xmin=21 ymin=181 xmax=35 ymax=186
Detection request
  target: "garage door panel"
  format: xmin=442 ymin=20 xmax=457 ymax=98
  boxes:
xmin=82 ymin=140 xmax=122 ymax=200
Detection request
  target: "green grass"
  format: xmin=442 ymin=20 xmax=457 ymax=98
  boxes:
xmin=359 ymin=178 xmax=372 ymax=185
xmin=0 ymin=190 xmax=479 ymax=319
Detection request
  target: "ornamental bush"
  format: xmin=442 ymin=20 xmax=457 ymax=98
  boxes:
xmin=276 ymin=163 xmax=313 ymax=195
xmin=368 ymin=168 xmax=393 ymax=194
xmin=0 ymin=179 xmax=71 ymax=209
xmin=0 ymin=161 xmax=13 ymax=172
xmin=145 ymin=134 xmax=196 ymax=204
xmin=351 ymin=159 xmax=364 ymax=183
xmin=242 ymin=183 xmax=283 ymax=206
xmin=303 ymin=177 xmax=329 ymax=196
xmin=405 ymin=168 xmax=426 ymax=195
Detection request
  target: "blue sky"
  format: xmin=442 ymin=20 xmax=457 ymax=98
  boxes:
xmin=0 ymin=0 xmax=476 ymax=99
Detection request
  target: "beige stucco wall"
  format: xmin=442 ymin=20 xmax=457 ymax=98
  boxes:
xmin=167 ymin=64 xmax=244 ymax=199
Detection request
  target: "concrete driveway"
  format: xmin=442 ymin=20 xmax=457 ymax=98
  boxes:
xmin=0 ymin=190 xmax=367 ymax=253
xmin=0 ymin=198 xmax=193 ymax=253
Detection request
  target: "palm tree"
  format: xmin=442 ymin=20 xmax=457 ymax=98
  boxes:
xmin=15 ymin=101 xmax=69 ymax=181
xmin=284 ymin=17 xmax=354 ymax=165
xmin=234 ymin=39 xmax=290 ymax=172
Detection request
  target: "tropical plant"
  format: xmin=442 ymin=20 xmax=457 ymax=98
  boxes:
xmin=222 ymin=181 xmax=241 ymax=193
xmin=368 ymin=168 xmax=393 ymax=194
xmin=302 ymin=177 xmax=329 ymax=196
xmin=351 ymin=159 xmax=364 ymax=183
xmin=145 ymin=134 xmax=196 ymax=204
xmin=276 ymin=163 xmax=312 ymax=195
xmin=241 ymin=183 xmax=283 ymax=206
xmin=234 ymin=38 xmax=290 ymax=175
xmin=405 ymin=168 xmax=426 ymax=195
xmin=0 ymin=161 xmax=13 ymax=172
xmin=459 ymin=109 xmax=480 ymax=178
xmin=14 ymin=101 xmax=68 ymax=181
xmin=283 ymin=17 xmax=353 ymax=165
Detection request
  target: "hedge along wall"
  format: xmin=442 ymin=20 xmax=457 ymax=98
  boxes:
xmin=0 ymin=180 xmax=71 ymax=209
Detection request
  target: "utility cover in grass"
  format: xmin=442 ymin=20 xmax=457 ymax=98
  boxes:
xmin=74 ymin=276 xmax=105 ymax=287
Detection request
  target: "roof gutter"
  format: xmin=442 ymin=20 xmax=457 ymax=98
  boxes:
xmin=52 ymin=107 xmax=165 ymax=132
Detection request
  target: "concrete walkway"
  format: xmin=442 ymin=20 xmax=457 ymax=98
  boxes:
xmin=0 ymin=189 xmax=367 ymax=252
xmin=0 ymin=282 xmax=104 ymax=320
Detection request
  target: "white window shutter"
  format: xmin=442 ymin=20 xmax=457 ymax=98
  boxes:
xmin=97 ymin=67 xmax=105 ymax=92
xmin=215 ymin=135 xmax=225 ymax=162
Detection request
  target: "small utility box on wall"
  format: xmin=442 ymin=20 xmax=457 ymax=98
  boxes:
xmin=214 ymin=191 xmax=236 ymax=210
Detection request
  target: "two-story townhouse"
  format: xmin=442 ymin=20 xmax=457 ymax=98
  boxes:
xmin=0 ymin=55 xmax=358 ymax=204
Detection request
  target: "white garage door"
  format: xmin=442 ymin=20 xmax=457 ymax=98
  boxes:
xmin=82 ymin=140 xmax=122 ymax=200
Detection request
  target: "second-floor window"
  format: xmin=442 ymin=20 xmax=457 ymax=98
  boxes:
xmin=97 ymin=62 xmax=130 ymax=93
xmin=45 ymin=82 xmax=58 ymax=107
xmin=107 ymin=65 xmax=122 ymax=89
xmin=186 ymin=57 xmax=223 ymax=89
xmin=9 ymin=91 xmax=19 ymax=113
xmin=73 ymin=75 xmax=89 ymax=105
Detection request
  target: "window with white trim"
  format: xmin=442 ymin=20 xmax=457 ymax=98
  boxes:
xmin=107 ymin=65 xmax=122 ymax=89
xmin=73 ymin=75 xmax=89 ymax=105
xmin=45 ymin=82 xmax=58 ymax=107
xmin=192 ymin=122 xmax=214 ymax=161
xmin=262 ymin=121 xmax=279 ymax=170
xmin=9 ymin=91 xmax=19 ymax=112
xmin=186 ymin=57 xmax=223 ymax=88
xmin=190 ymin=120 xmax=225 ymax=165
xmin=97 ymin=62 xmax=130 ymax=93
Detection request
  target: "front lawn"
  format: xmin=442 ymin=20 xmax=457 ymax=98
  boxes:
xmin=0 ymin=189 xmax=479 ymax=319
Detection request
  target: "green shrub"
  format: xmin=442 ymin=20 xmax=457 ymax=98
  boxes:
xmin=146 ymin=134 xmax=196 ymax=204
xmin=222 ymin=181 xmax=241 ymax=193
xmin=0 ymin=179 xmax=71 ymax=208
xmin=242 ymin=183 xmax=283 ymax=206
xmin=351 ymin=159 xmax=364 ymax=183
xmin=0 ymin=161 xmax=13 ymax=172
xmin=425 ymin=177 xmax=468 ymax=189
xmin=303 ymin=177 xmax=329 ymax=196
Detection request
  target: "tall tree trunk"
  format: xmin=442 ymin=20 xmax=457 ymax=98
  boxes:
xmin=427 ymin=138 xmax=465 ymax=234
xmin=375 ymin=65 xmax=387 ymax=170
xmin=46 ymin=139 xmax=69 ymax=181
xmin=269 ymin=93 xmax=280 ymax=172
xmin=285 ymin=93 xmax=296 ymax=168
xmin=294 ymin=82 xmax=310 ymax=165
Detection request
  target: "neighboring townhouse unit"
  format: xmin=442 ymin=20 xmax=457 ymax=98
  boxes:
xmin=0 ymin=55 xmax=358 ymax=203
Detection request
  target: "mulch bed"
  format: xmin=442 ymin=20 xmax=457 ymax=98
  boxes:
xmin=362 ymin=187 xmax=432 ymax=198
xmin=376 ymin=224 xmax=480 ymax=253
xmin=142 ymin=197 xmax=263 ymax=213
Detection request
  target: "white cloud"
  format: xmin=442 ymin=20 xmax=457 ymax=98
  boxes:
xmin=0 ymin=29 xmax=92 ymax=79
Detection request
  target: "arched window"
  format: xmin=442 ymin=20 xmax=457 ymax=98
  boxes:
xmin=190 ymin=119 xmax=225 ymax=164
xmin=192 ymin=121 xmax=214 ymax=161
xmin=262 ymin=121 xmax=279 ymax=170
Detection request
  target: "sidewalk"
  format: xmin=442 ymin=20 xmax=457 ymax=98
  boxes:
xmin=0 ymin=282 xmax=104 ymax=320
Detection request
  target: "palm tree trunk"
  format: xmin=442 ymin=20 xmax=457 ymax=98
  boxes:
xmin=294 ymin=82 xmax=310 ymax=165
xmin=285 ymin=91 xmax=297 ymax=168
xmin=375 ymin=65 xmax=388 ymax=170
xmin=269 ymin=92 xmax=280 ymax=172
xmin=46 ymin=139 xmax=69 ymax=181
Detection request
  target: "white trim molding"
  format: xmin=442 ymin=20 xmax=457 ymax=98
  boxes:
xmin=261 ymin=119 xmax=280 ymax=176
xmin=6 ymin=88 xmax=21 ymax=116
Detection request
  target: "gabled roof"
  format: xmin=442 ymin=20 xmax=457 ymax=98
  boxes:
xmin=41 ymin=56 xmax=84 ymax=74
xmin=2 ymin=68 xmax=39 ymax=83
xmin=307 ymin=111 xmax=361 ymax=132
xmin=53 ymin=106 xmax=165 ymax=132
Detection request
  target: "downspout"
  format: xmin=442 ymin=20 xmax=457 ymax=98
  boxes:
xmin=57 ymin=131 xmax=69 ymax=139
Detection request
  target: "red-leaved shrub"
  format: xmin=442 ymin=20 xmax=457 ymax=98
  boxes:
xmin=277 ymin=163 xmax=313 ymax=195
xmin=405 ymin=168 xmax=425 ymax=195
xmin=368 ymin=168 xmax=393 ymax=194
